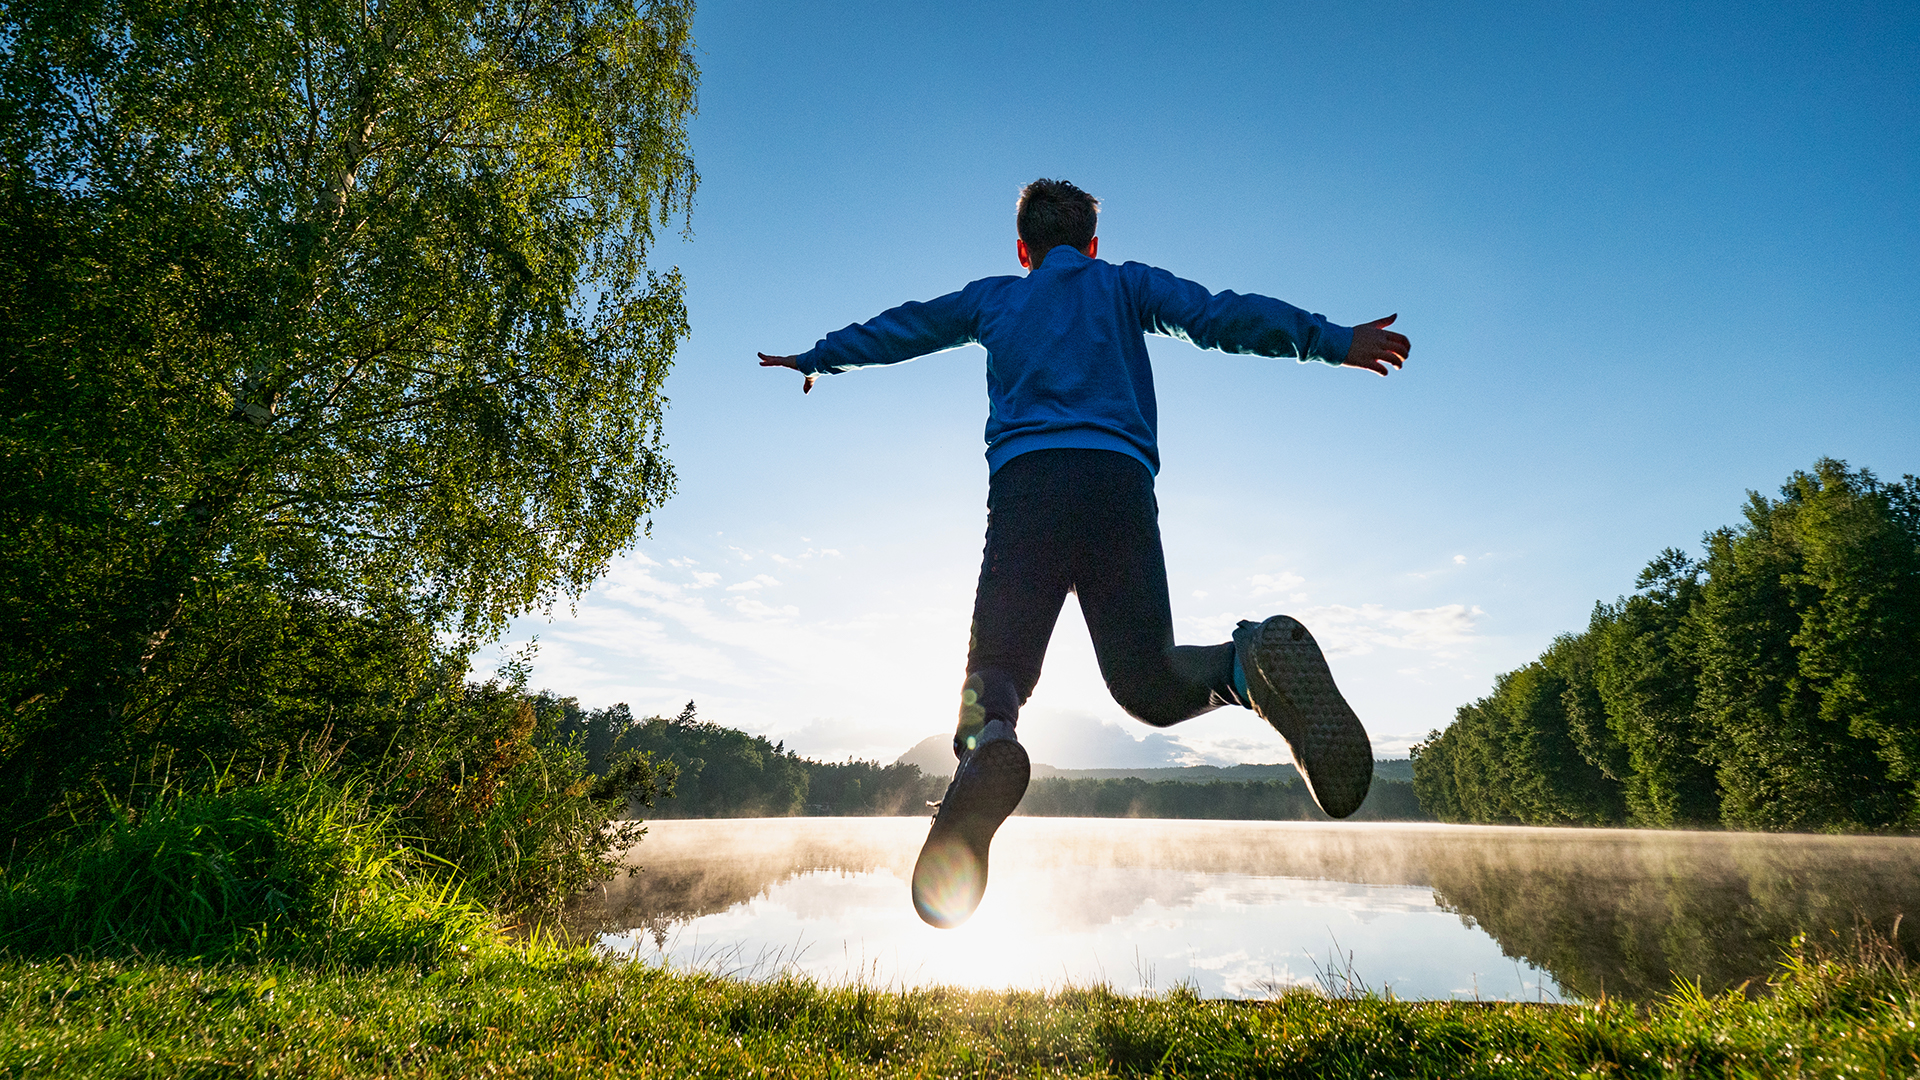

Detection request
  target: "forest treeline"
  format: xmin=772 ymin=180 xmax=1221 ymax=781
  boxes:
xmin=1017 ymin=776 xmax=1426 ymax=821
xmin=544 ymin=699 xmax=944 ymax=817
xmin=551 ymin=698 xmax=1426 ymax=821
xmin=1411 ymin=459 xmax=1920 ymax=832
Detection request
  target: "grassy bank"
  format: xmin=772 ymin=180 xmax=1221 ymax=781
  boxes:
xmin=5 ymin=940 xmax=1918 ymax=1078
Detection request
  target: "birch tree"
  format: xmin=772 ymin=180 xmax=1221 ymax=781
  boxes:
xmin=0 ymin=0 xmax=697 ymax=829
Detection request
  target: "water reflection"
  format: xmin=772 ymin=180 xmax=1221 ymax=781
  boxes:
xmin=570 ymin=818 xmax=1920 ymax=1001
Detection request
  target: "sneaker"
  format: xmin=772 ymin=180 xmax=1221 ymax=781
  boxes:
xmin=1235 ymin=615 xmax=1373 ymax=818
xmin=911 ymin=718 xmax=1029 ymax=928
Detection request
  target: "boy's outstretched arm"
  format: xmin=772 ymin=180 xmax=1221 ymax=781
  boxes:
xmin=1343 ymin=314 xmax=1411 ymax=377
xmin=757 ymin=352 xmax=816 ymax=394
xmin=756 ymin=291 xmax=980 ymax=395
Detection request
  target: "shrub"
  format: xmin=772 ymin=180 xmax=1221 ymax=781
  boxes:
xmin=374 ymin=678 xmax=672 ymax=915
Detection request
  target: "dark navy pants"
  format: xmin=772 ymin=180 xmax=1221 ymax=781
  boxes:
xmin=956 ymin=448 xmax=1242 ymax=750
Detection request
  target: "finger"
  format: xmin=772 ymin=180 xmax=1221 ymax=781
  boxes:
xmin=757 ymin=352 xmax=786 ymax=367
xmin=1361 ymin=333 xmax=1408 ymax=363
xmin=803 ymin=374 xmax=816 ymax=394
xmin=1362 ymin=313 xmax=1397 ymax=329
xmin=1353 ymin=336 xmax=1403 ymax=362
xmin=1360 ymin=344 xmax=1406 ymax=373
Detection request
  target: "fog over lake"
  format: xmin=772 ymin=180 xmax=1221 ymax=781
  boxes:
xmin=569 ymin=818 xmax=1920 ymax=1001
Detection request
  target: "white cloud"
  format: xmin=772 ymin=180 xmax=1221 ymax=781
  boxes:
xmin=482 ymin=541 xmax=981 ymax=763
xmin=1176 ymin=602 xmax=1484 ymax=659
xmin=726 ymin=597 xmax=799 ymax=620
xmin=1369 ymin=732 xmax=1428 ymax=757
xmin=1452 ymin=554 xmax=1467 ymax=565
xmin=1247 ymin=572 xmax=1305 ymax=597
xmin=1295 ymin=603 xmax=1485 ymax=656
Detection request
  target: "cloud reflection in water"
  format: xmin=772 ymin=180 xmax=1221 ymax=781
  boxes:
xmin=578 ymin=818 xmax=1565 ymax=999
xmin=574 ymin=817 xmax=1920 ymax=1000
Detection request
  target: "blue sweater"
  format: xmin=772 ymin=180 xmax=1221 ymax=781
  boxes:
xmin=792 ymin=246 xmax=1354 ymax=475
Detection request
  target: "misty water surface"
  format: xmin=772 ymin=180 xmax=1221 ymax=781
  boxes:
xmin=569 ymin=818 xmax=1920 ymax=1001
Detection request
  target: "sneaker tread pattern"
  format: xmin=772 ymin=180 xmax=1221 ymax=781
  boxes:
xmin=1246 ymin=615 xmax=1373 ymax=818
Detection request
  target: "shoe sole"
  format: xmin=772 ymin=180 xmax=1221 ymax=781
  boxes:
xmin=1244 ymin=615 xmax=1373 ymax=818
xmin=911 ymin=738 xmax=1030 ymax=928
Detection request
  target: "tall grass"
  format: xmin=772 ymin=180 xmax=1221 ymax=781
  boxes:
xmin=0 ymin=672 xmax=670 ymax=966
xmin=0 ymin=777 xmax=498 ymax=965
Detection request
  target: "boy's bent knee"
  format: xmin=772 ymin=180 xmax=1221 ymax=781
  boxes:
xmin=1107 ymin=678 xmax=1209 ymax=728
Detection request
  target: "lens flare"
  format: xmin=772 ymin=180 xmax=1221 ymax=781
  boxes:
xmin=912 ymin=836 xmax=985 ymax=928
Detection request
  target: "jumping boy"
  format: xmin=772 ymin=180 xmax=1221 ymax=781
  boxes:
xmin=758 ymin=179 xmax=1411 ymax=928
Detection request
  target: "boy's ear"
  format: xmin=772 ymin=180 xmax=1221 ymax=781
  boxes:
xmin=1017 ymin=236 xmax=1097 ymax=268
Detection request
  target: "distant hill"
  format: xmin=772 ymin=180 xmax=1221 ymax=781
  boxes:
xmin=895 ymin=734 xmax=1414 ymax=784
xmin=895 ymin=734 xmax=960 ymax=775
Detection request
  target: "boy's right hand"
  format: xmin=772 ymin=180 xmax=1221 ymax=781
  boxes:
xmin=758 ymin=352 xmax=817 ymax=394
xmin=1343 ymin=315 xmax=1410 ymax=377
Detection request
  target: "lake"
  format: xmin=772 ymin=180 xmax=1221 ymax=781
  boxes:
xmin=569 ymin=817 xmax=1920 ymax=1001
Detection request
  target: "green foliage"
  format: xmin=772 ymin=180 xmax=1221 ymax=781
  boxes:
xmin=373 ymin=672 xmax=673 ymax=914
xmin=1588 ymin=550 xmax=1719 ymax=826
xmin=603 ymin=701 xmax=812 ymax=819
xmin=535 ymin=692 xmax=629 ymax=776
xmin=1408 ymin=725 xmax=1461 ymax=823
xmin=0 ymin=0 xmax=696 ymax=834
xmin=0 ymin=0 xmax=702 ymax=962
xmin=0 ymin=778 xmax=500 ymax=965
xmin=0 ymin=665 xmax=675 ymax=962
xmin=1410 ymin=645 xmax=1623 ymax=827
xmin=526 ymin=698 xmax=948 ymax=819
xmin=1415 ymin=459 xmax=1920 ymax=832
xmin=6 ymin=937 xmax=1920 ymax=1077
xmin=802 ymin=758 xmax=945 ymax=816
xmin=1698 ymin=461 xmax=1920 ymax=830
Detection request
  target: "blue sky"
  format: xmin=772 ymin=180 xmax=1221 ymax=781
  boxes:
xmin=483 ymin=0 xmax=1919 ymax=769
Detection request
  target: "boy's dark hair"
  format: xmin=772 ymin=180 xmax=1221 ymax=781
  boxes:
xmin=1016 ymin=178 xmax=1099 ymax=259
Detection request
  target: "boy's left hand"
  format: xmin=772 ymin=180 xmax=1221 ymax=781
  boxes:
xmin=1343 ymin=315 xmax=1410 ymax=377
